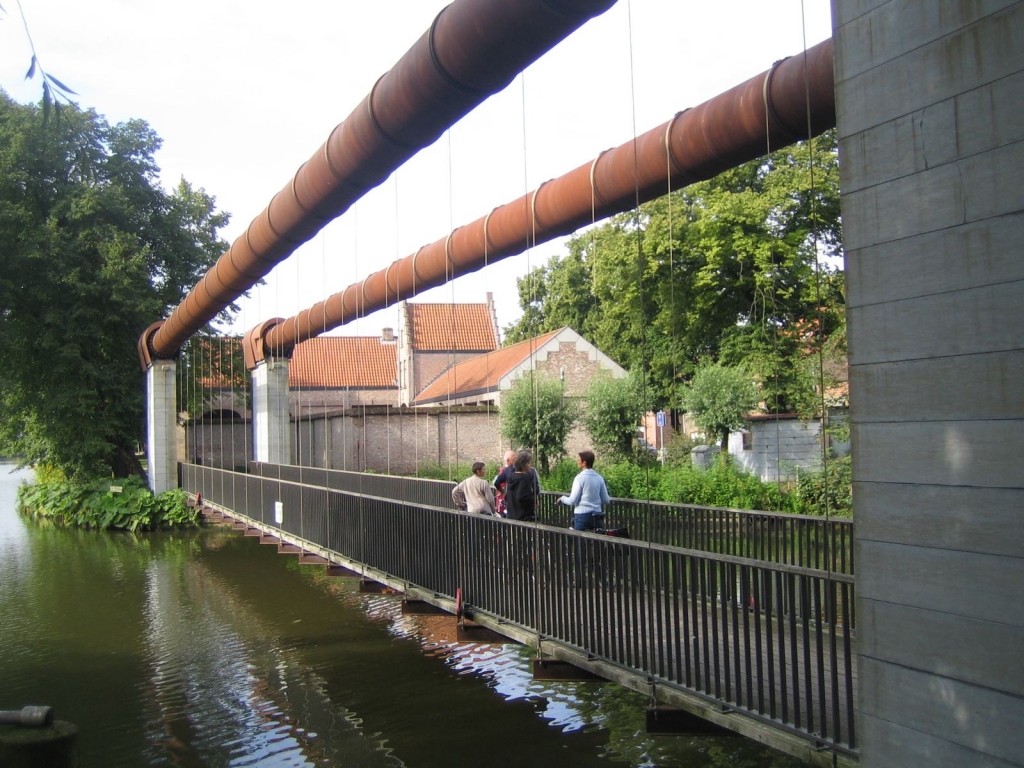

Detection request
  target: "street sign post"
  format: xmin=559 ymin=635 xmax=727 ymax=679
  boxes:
xmin=656 ymin=411 xmax=666 ymax=464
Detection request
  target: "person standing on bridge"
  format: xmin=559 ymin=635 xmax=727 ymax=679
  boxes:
xmin=452 ymin=462 xmax=496 ymax=516
xmin=493 ymin=450 xmax=516 ymax=518
xmin=504 ymin=450 xmax=540 ymax=522
xmin=558 ymin=450 xmax=610 ymax=532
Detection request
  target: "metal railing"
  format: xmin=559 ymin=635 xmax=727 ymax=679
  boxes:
xmin=537 ymin=493 xmax=855 ymax=575
xmin=247 ymin=462 xmax=854 ymax=575
xmin=183 ymin=463 xmax=857 ymax=754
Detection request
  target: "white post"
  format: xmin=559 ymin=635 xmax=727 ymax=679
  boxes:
xmin=252 ymin=358 xmax=291 ymax=465
xmin=146 ymin=359 xmax=178 ymax=494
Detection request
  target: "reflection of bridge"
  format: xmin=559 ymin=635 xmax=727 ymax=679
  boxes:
xmin=135 ymin=3 xmax=1024 ymax=766
xmin=185 ymin=461 xmax=857 ymax=766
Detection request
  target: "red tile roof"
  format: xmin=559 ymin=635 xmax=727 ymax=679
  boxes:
xmin=409 ymin=303 xmax=497 ymax=351
xmin=414 ymin=329 xmax=561 ymax=403
xmin=290 ymin=337 xmax=396 ymax=389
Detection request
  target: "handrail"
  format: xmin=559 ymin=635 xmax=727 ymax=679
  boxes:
xmin=247 ymin=461 xmax=854 ymax=574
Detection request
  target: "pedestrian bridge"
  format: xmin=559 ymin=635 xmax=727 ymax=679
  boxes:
xmin=183 ymin=461 xmax=856 ymax=767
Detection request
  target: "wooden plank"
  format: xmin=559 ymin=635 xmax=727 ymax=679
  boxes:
xmin=646 ymin=706 xmax=732 ymax=735
xmin=401 ymin=599 xmax=448 ymax=615
xmin=532 ymin=658 xmax=604 ymax=681
xmin=456 ymin=622 xmax=508 ymax=644
xmin=326 ymin=565 xmax=360 ymax=578
xmin=358 ymin=580 xmax=401 ymax=595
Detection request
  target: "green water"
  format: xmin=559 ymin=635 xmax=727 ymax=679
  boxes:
xmin=0 ymin=462 xmax=800 ymax=767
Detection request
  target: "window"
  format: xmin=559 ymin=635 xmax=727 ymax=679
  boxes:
xmin=741 ymin=430 xmax=753 ymax=451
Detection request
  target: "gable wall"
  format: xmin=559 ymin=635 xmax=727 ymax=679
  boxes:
xmin=413 ymin=350 xmax=485 ymax=399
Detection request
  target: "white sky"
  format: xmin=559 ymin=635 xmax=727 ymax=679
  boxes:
xmin=0 ymin=1 xmax=833 ymax=339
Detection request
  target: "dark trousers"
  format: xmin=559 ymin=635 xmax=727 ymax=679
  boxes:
xmin=572 ymin=512 xmax=605 ymax=532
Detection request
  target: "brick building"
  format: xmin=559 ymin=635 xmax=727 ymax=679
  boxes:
xmin=188 ymin=302 xmax=626 ymax=472
xmin=397 ymin=295 xmax=500 ymax=406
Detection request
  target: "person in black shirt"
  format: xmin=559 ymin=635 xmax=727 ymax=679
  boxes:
xmin=504 ymin=450 xmax=539 ymax=522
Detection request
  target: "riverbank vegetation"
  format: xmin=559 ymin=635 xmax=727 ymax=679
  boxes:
xmin=16 ymin=471 xmax=199 ymax=531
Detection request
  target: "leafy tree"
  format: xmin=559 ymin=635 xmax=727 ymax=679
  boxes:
xmin=503 ymin=132 xmax=844 ymax=412
xmin=0 ymin=93 xmax=230 ymax=480
xmin=499 ymin=373 xmax=578 ymax=475
xmin=582 ymin=371 xmax=645 ymax=460
xmin=679 ymin=363 xmax=758 ymax=457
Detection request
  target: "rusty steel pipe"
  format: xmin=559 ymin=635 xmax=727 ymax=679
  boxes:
xmin=143 ymin=0 xmax=617 ymax=365
xmin=256 ymin=39 xmax=835 ymax=360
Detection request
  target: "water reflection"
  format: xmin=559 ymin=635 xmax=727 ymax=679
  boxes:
xmin=0 ymin=464 xmax=32 ymax=583
xmin=0 ymin=462 xmax=799 ymax=767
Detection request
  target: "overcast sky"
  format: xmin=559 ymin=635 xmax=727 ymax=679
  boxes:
xmin=0 ymin=1 xmax=833 ymax=338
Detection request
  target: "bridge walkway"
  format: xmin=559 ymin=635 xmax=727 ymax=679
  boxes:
xmin=183 ymin=462 xmax=857 ymax=766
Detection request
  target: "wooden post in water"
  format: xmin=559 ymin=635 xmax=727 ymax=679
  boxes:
xmin=0 ymin=707 xmax=78 ymax=767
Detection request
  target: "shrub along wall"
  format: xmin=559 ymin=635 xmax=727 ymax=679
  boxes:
xmin=543 ymin=457 xmax=852 ymax=517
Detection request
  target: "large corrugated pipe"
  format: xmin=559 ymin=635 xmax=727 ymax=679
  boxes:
xmin=254 ymin=38 xmax=835 ymax=361
xmin=140 ymin=0 xmax=618 ymax=367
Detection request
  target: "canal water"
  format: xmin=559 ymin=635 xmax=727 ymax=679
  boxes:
xmin=0 ymin=462 xmax=801 ymax=767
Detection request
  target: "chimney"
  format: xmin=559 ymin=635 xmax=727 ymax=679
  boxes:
xmin=382 ymin=327 xmax=395 ymax=343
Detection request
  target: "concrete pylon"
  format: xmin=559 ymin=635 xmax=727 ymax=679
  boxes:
xmin=146 ymin=359 xmax=178 ymax=493
xmin=251 ymin=358 xmax=291 ymax=464
xmin=836 ymin=1 xmax=1024 ymax=765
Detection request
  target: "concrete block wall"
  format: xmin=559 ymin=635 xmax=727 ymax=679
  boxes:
xmin=291 ymin=387 xmax=399 ymax=413
xmin=834 ymin=1 xmax=1024 ymax=765
xmin=294 ymin=407 xmax=503 ymax=474
xmin=729 ymin=420 xmax=824 ymax=482
xmin=188 ymin=422 xmax=251 ymax=471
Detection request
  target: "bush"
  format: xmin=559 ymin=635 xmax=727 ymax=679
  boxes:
xmin=545 ymin=459 xmax=579 ymax=493
xmin=17 ymin=474 xmax=200 ymax=531
xmin=411 ymin=461 xmax=503 ymax=484
xmin=653 ymin=462 xmax=798 ymax=512
xmin=545 ymin=459 xmax=660 ymax=499
xmin=662 ymin=431 xmax=700 ymax=466
xmin=795 ymin=456 xmax=852 ymax=517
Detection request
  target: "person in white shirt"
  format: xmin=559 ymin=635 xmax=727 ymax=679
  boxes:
xmin=452 ymin=462 xmax=496 ymax=515
xmin=558 ymin=450 xmax=610 ymax=531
